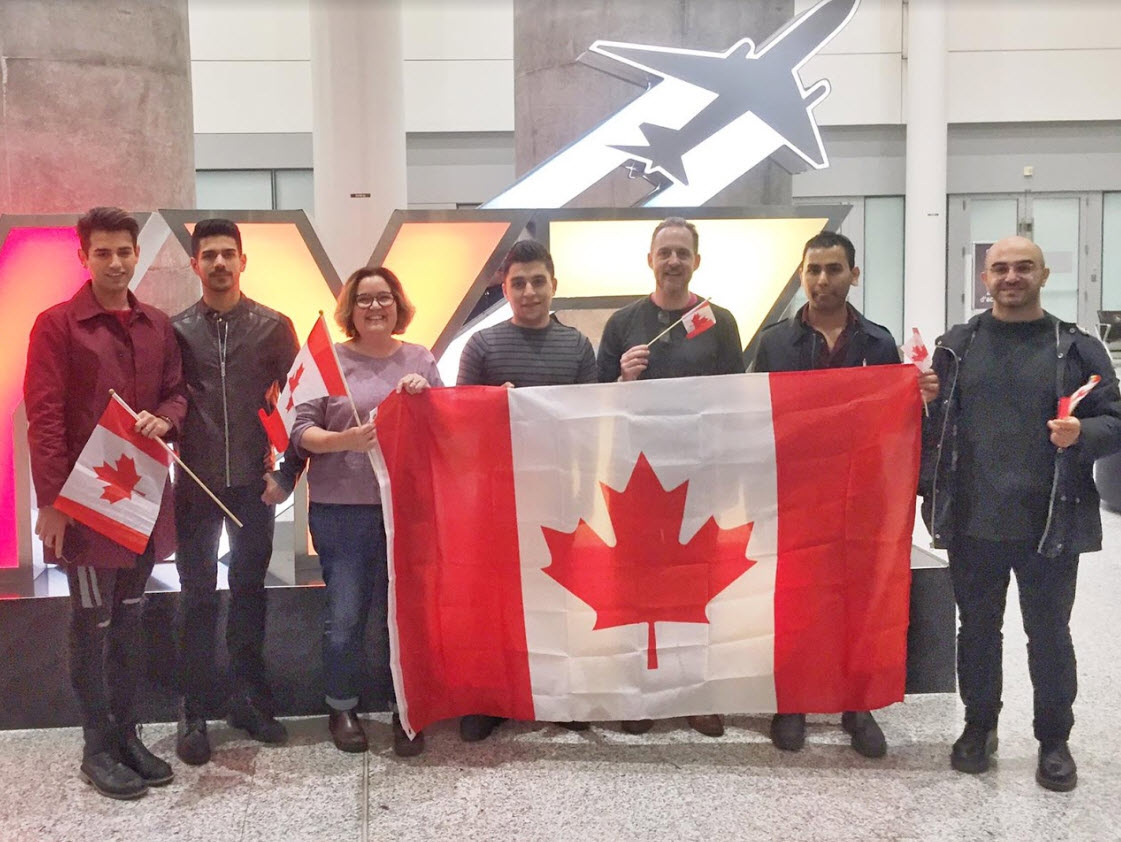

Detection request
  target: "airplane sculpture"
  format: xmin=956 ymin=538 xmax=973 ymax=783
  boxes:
xmin=484 ymin=0 xmax=859 ymax=210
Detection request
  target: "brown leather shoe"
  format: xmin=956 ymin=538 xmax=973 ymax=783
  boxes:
xmin=687 ymin=714 xmax=725 ymax=737
xmin=392 ymin=713 xmax=425 ymax=758
xmin=328 ymin=710 xmax=368 ymax=753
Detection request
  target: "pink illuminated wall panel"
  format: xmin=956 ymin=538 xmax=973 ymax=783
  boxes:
xmin=0 ymin=224 xmax=88 ymax=568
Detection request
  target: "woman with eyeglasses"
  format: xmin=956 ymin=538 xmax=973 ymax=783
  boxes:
xmin=289 ymin=266 xmax=440 ymax=756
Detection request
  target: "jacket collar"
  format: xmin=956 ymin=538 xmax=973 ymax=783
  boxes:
xmin=939 ymin=309 xmax=1061 ymax=352
xmin=70 ymin=280 xmax=147 ymax=323
xmin=198 ymin=293 xmax=250 ymax=320
xmin=793 ymin=301 xmax=860 ymax=343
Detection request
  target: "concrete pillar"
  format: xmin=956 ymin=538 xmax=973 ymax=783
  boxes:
xmin=0 ymin=0 xmax=195 ymax=213
xmin=310 ymin=0 xmax=407 ymax=277
xmin=512 ymin=0 xmax=793 ymax=208
xmin=903 ymin=1 xmax=948 ymax=341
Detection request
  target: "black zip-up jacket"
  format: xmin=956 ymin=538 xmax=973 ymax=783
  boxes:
xmin=920 ymin=312 xmax=1121 ymax=558
xmin=172 ymin=295 xmax=300 ymax=489
xmin=749 ymin=304 xmax=902 ymax=372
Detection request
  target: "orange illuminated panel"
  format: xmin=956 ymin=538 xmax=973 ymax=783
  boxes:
xmin=186 ymin=222 xmax=344 ymax=344
xmin=549 ymin=216 xmax=829 ymax=342
xmin=0 ymin=226 xmax=88 ymax=568
xmin=382 ymin=221 xmax=513 ymax=352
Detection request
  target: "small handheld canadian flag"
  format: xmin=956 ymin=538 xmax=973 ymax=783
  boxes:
xmin=649 ymin=297 xmax=716 ymax=346
xmin=1057 ymin=374 xmax=1100 ymax=419
xmin=681 ymin=299 xmax=717 ymax=339
xmin=902 ymin=328 xmax=932 ymax=372
xmin=53 ymin=393 xmax=173 ymax=554
xmin=259 ymin=313 xmax=350 ymax=452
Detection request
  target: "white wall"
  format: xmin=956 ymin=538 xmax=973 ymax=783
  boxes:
xmin=190 ymin=0 xmax=1121 ymax=204
xmin=189 ymin=0 xmax=1121 ymax=136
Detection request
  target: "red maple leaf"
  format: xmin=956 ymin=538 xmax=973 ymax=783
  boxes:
xmin=285 ymin=364 xmax=306 ymax=412
xmin=94 ymin=454 xmax=142 ymax=504
xmin=687 ymin=313 xmax=715 ymax=337
xmin=288 ymin=363 xmax=305 ymax=393
xmin=542 ymin=453 xmax=754 ymax=669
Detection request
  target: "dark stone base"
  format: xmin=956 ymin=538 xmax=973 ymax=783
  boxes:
xmin=906 ymin=567 xmax=957 ymax=694
xmin=0 ymin=571 xmax=956 ymax=730
xmin=0 ymin=587 xmax=392 ymax=731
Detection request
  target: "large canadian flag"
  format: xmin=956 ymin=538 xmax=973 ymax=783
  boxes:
xmin=258 ymin=313 xmax=349 ymax=451
xmin=53 ymin=394 xmax=173 ymax=554
xmin=374 ymin=366 xmax=921 ymax=737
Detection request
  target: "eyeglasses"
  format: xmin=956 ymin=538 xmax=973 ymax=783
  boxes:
xmin=355 ymin=293 xmax=396 ymax=309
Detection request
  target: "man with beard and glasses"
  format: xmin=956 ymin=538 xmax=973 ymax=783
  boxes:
xmin=923 ymin=236 xmax=1121 ymax=791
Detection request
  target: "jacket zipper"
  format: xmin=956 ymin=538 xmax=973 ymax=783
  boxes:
xmin=218 ymin=317 xmax=231 ymax=487
xmin=1036 ymin=320 xmax=1065 ymax=553
xmin=928 ymin=344 xmax=960 ymax=546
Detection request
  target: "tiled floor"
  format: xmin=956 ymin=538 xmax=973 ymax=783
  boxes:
xmin=3 ymin=515 xmax=1120 ymax=842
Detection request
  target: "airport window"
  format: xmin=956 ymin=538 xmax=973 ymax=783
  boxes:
xmin=195 ymin=169 xmax=314 ymax=213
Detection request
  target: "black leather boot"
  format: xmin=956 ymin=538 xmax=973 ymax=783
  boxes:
xmin=119 ymin=724 xmax=174 ymax=786
xmin=80 ymin=728 xmax=146 ymax=800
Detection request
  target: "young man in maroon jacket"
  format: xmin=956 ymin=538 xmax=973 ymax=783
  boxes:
xmin=24 ymin=207 xmax=187 ymax=799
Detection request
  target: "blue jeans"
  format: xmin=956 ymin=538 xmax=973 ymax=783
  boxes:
xmin=308 ymin=502 xmax=388 ymax=711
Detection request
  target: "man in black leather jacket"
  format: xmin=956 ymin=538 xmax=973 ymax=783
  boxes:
xmin=751 ymin=230 xmax=938 ymax=758
xmin=921 ymin=236 xmax=1121 ymax=792
xmin=171 ymin=219 xmax=300 ymax=765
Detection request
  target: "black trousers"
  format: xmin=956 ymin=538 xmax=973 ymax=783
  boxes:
xmin=66 ymin=547 xmax=156 ymax=753
xmin=175 ymin=478 xmax=276 ymax=712
xmin=948 ymin=536 xmax=1079 ymax=743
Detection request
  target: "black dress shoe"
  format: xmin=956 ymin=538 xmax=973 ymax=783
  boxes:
xmin=459 ymin=714 xmax=506 ymax=742
xmin=392 ymin=713 xmax=425 ymax=757
xmin=119 ymin=725 xmax=174 ymax=785
xmin=950 ymin=723 xmax=998 ymax=774
xmin=770 ymin=713 xmax=806 ymax=751
xmin=841 ymin=711 xmax=887 ymax=758
xmin=176 ymin=702 xmax=211 ymax=766
xmin=228 ymin=698 xmax=288 ymax=744
xmin=620 ymin=719 xmax=654 ymax=734
xmin=80 ymin=751 xmax=147 ymax=800
xmin=1036 ymin=741 xmax=1077 ymax=792
xmin=327 ymin=709 xmax=368 ymax=753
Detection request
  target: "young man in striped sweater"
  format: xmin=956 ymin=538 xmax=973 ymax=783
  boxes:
xmin=456 ymin=238 xmax=596 ymax=742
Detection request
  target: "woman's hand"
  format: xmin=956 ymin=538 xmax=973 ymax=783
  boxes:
xmin=396 ymin=374 xmax=431 ymax=395
xmin=342 ymin=420 xmax=378 ymax=452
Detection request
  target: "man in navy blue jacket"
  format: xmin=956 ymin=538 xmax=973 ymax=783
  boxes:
xmin=752 ymin=231 xmax=937 ymax=758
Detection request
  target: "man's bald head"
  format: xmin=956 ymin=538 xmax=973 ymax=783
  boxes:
xmin=981 ymin=236 xmax=1050 ymax=322
xmin=985 ymin=236 xmax=1046 ymax=271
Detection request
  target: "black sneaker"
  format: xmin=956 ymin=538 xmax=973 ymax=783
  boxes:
xmin=227 ymin=698 xmax=288 ymax=744
xmin=177 ymin=703 xmax=211 ymax=766
xmin=459 ymin=715 xmax=505 ymax=742
xmin=1036 ymin=741 xmax=1077 ymax=792
xmin=770 ymin=713 xmax=806 ymax=751
xmin=950 ymin=723 xmax=998 ymax=774
xmin=118 ymin=725 xmax=173 ymax=786
xmin=841 ymin=711 xmax=887 ymax=758
xmin=80 ymin=751 xmax=147 ymax=800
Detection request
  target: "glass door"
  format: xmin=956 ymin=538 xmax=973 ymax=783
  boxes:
xmin=947 ymin=193 xmax=1101 ymax=330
